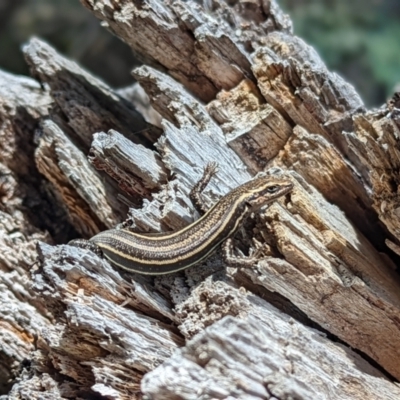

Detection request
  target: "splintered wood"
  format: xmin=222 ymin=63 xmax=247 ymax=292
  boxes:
xmin=1 ymin=1 xmax=400 ymax=399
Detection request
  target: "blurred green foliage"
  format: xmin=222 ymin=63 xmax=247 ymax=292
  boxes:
xmin=0 ymin=0 xmax=138 ymax=88
xmin=280 ymin=0 xmax=400 ymax=106
xmin=0 ymin=0 xmax=398 ymax=106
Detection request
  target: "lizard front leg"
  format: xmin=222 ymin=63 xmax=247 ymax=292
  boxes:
xmin=189 ymin=162 xmax=218 ymax=215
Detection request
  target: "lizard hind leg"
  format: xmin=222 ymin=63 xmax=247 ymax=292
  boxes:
xmin=68 ymin=238 xmax=103 ymax=258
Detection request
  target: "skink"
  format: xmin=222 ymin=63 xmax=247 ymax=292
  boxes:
xmin=69 ymin=163 xmax=293 ymax=275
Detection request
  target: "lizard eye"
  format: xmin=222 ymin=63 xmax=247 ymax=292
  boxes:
xmin=266 ymin=185 xmax=279 ymax=193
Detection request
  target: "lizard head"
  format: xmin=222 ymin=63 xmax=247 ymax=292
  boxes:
xmin=240 ymin=174 xmax=294 ymax=212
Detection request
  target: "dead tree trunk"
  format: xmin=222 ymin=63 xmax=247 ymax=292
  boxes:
xmin=1 ymin=1 xmax=400 ymax=399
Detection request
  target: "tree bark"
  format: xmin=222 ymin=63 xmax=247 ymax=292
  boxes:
xmin=1 ymin=1 xmax=400 ymax=399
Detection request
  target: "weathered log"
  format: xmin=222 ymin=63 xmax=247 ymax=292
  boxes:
xmin=0 ymin=70 xmax=60 ymax=395
xmin=1 ymin=1 xmax=400 ymax=399
xmin=144 ymin=282 xmax=400 ymax=400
